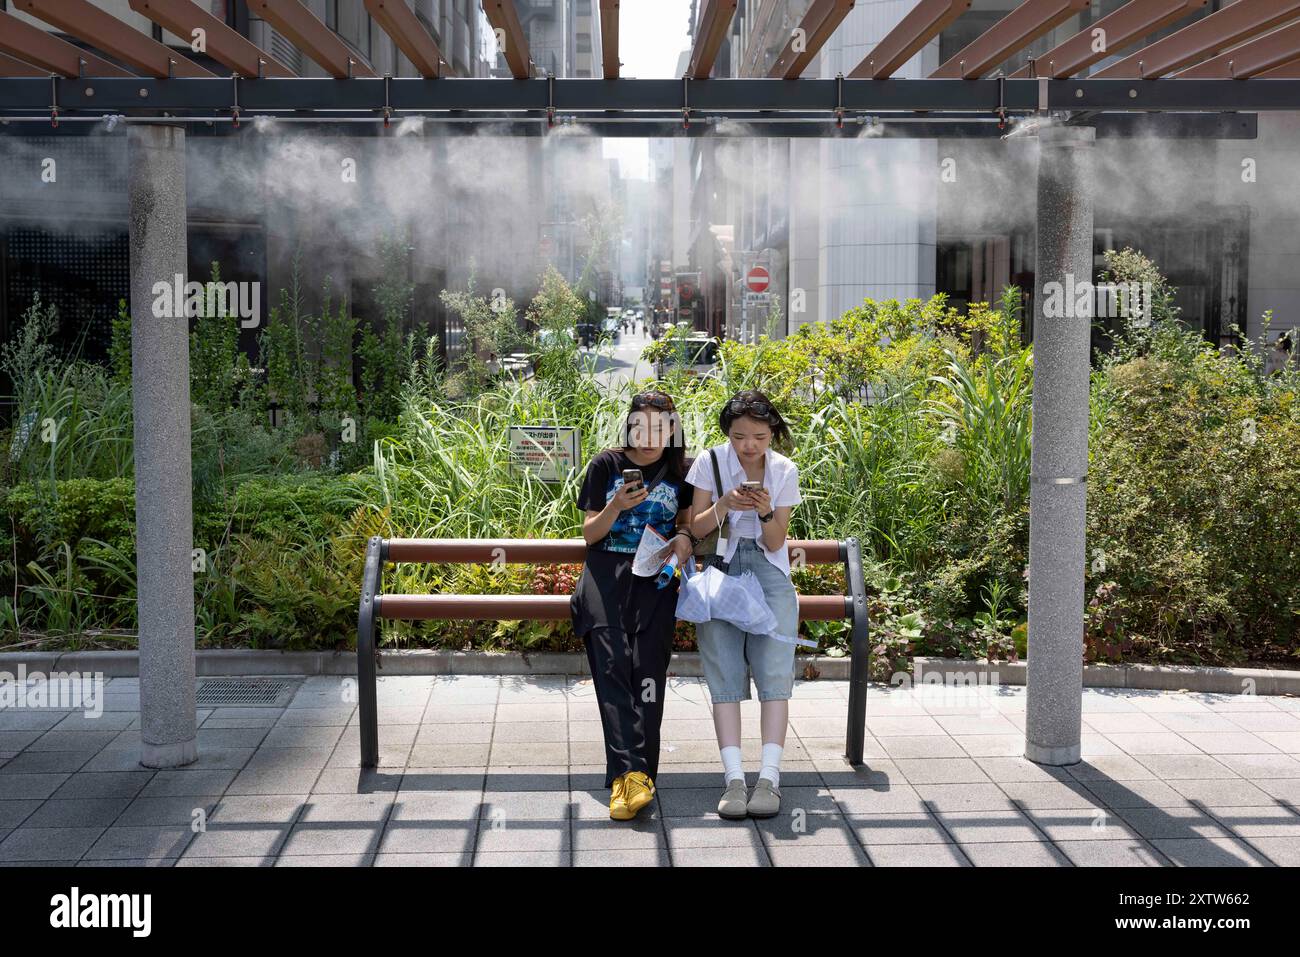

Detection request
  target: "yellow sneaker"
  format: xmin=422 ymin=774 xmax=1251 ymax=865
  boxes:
xmin=621 ymin=771 xmax=656 ymax=818
xmin=609 ymin=775 xmax=631 ymax=820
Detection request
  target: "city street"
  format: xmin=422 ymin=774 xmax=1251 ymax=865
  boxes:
xmin=591 ymin=323 xmax=655 ymax=388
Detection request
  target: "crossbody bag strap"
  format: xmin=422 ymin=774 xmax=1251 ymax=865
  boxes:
xmin=708 ymin=447 xmax=726 ymax=530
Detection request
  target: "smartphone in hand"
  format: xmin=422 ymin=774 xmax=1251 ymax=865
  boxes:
xmin=740 ymin=480 xmax=763 ymax=495
xmin=623 ymin=468 xmax=644 ymax=491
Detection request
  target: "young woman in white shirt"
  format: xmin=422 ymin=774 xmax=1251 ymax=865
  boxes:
xmin=685 ymin=390 xmax=802 ymax=819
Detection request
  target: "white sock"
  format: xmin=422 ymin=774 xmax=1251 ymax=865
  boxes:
xmin=720 ymin=745 xmax=744 ymax=785
xmin=759 ymin=743 xmax=784 ymax=788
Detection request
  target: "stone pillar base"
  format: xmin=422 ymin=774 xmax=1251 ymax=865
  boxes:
xmin=140 ymin=738 xmax=198 ymax=769
xmin=1025 ymin=741 xmax=1082 ymax=766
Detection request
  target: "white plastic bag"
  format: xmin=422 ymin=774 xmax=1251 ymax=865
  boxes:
xmin=676 ymin=561 xmax=778 ymax=635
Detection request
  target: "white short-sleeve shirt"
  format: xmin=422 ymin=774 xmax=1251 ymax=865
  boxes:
xmin=686 ymin=442 xmax=802 ymax=577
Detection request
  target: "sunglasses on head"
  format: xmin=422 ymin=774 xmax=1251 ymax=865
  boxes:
xmin=633 ymin=393 xmax=674 ymax=411
xmin=729 ymin=398 xmax=772 ymax=418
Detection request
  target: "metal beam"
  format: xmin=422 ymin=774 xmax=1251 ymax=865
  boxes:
xmin=14 ymin=0 xmax=216 ymax=77
xmin=850 ymin=0 xmax=970 ymax=79
xmin=365 ymin=0 xmax=445 ymax=78
xmin=1094 ymin=0 xmax=1300 ymax=78
xmin=246 ymin=0 xmax=378 ymax=78
xmin=688 ymin=0 xmax=738 ymax=79
xmin=128 ymin=0 xmax=296 ymax=77
xmin=600 ymin=0 xmax=619 ymax=79
xmin=769 ymin=0 xmax=855 ymax=79
xmin=1009 ymin=0 xmax=1206 ymax=78
xmin=932 ymin=0 xmax=1090 ymax=78
xmin=0 ymin=77 xmax=1294 ymax=115
xmin=1259 ymin=57 xmax=1300 ymax=75
xmin=1174 ymin=20 xmax=1300 ymax=78
xmin=0 ymin=11 xmax=134 ymax=77
xmin=483 ymin=0 xmax=532 ymax=79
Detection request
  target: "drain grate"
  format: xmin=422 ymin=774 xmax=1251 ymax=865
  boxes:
xmin=196 ymin=677 xmax=296 ymax=707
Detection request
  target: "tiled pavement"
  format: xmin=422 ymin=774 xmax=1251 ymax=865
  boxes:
xmin=2 ymin=674 xmax=1300 ymax=866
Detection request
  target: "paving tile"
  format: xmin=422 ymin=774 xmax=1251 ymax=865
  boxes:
xmin=0 ymin=827 xmax=104 ymax=862
xmin=663 ymin=816 xmax=764 ymax=850
xmin=1239 ymin=836 xmax=1300 ymax=866
xmin=280 ymin=823 xmax=385 ymax=856
xmin=83 ymin=826 xmax=194 ymax=860
xmin=1213 ymin=753 xmax=1300 ymax=779
xmin=378 ymin=820 xmax=478 ymax=855
xmin=373 ymin=851 xmax=471 ymax=866
xmin=998 ymin=780 xmax=1101 ymax=810
xmin=0 ymin=801 xmax=41 ymax=829
xmin=1065 ymin=754 xmax=1159 ymax=782
xmin=275 ymin=853 xmax=375 ymax=867
xmin=1166 ymin=778 xmax=1276 ymax=807
xmin=52 ymin=771 xmax=153 ymax=800
xmin=1116 ymin=806 xmax=1234 ymax=840
xmin=478 ymin=789 xmax=570 ymax=821
xmin=768 ymin=843 xmax=870 ymax=866
xmin=573 ymin=848 xmax=672 ymax=866
xmin=671 ymin=845 xmax=770 ymax=866
xmin=482 ymin=769 xmax=569 ymax=792
xmin=23 ymin=798 xmax=131 ymax=828
xmin=936 ymin=809 xmax=1044 ymax=844
xmin=1207 ymin=806 xmax=1300 ymax=838
xmin=1178 ymin=732 xmax=1280 ymax=755
xmin=975 ymin=757 xmax=1073 ymax=783
xmin=830 ymin=784 xmax=927 ymax=816
xmin=473 ymin=850 xmax=569 ymax=866
xmin=952 ymin=734 xmax=1026 ymax=758
xmin=298 ymin=794 xmax=394 ymax=823
xmin=958 ymin=841 xmax=1072 ymax=866
xmin=0 ymin=773 xmax=72 ymax=800
xmin=572 ymin=817 xmax=665 ymax=851
xmin=1079 ymin=778 xmax=1192 ymax=809
xmin=754 ymin=812 xmax=855 ymax=846
xmin=894 ymin=758 xmax=992 ymax=785
xmin=1104 ymin=733 xmax=1201 ymax=755
xmin=865 ymin=843 xmax=969 ymax=866
xmin=1022 ymin=807 xmax=1141 ymax=842
xmin=116 ymin=796 xmax=223 ymax=827
xmin=0 ymin=751 xmax=92 ymax=774
xmin=225 ymin=767 xmax=322 ymax=796
xmin=139 ymin=770 xmax=236 ymax=798
xmin=183 ymin=826 xmax=291 ymax=859
xmin=407 ymin=744 xmax=491 ymax=767
xmin=1149 ymin=837 xmax=1272 ymax=867
xmin=878 ymin=736 xmax=968 ymax=760
xmin=473 ymin=819 xmax=570 ymax=853
xmin=27 ymin=731 xmax=120 ymax=752
xmin=1054 ymin=839 xmax=1167 ymax=867
xmin=400 ymin=768 xmax=486 ymax=792
xmin=913 ymin=783 xmax=1017 ymax=813
xmin=845 ymin=813 xmax=952 ymax=845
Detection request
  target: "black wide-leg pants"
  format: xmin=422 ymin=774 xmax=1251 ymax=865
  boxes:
xmin=573 ymin=560 xmax=677 ymax=789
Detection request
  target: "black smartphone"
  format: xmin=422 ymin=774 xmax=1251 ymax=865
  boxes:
xmin=623 ymin=468 xmax=644 ymax=490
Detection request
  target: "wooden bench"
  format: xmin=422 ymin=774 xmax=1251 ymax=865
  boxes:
xmin=356 ymin=537 xmax=871 ymax=768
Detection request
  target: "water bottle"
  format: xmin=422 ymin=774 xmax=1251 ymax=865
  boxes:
xmin=656 ymin=553 xmax=679 ymax=589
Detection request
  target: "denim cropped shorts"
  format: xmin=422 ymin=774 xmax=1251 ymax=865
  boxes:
xmin=695 ymin=538 xmax=798 ymax=703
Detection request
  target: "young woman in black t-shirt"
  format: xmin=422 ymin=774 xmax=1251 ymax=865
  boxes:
xmin=570 ymin=390 xmax=695 ymax=821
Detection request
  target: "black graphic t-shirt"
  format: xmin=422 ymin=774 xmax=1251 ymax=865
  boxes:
xmin=576 ymin=449 xmax=694 ymax=553
xmin=570 ymin=449 xmax=694 ymax=638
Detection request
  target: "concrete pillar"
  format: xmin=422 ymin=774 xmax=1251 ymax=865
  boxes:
xmin=128 ymin=125 xmax=197 ymax=769
xmin=1025 ymin=125 xmax=1095 ymax=767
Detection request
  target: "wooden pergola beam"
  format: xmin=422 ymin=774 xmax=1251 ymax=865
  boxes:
xmin=1175 ymin=20 xmax=1300 ymax=78
xmin=850 ymin=0 xmax=970 ymax=79
xmin=365 ymin=0 xmax=445 ymax=78
xmin=483 ymin=0 xmax=532 ymax=79
xmin=769 ymin=0 xmax=855 ymax=79
xmin=246 ymin=0 xmax=378 ymax=78
xmin=14 ymin=0 xmax=216 ymax=77
xmin=1094 ymin=0 xmax=1300 ymax=78
xmin=0 ymin=52 xmax=47 ymax=77
xmin=0 ymin=10 xmax=134 ymax=77
xmin=128 ymin=0 xmax=296 ymax=77
xmin=931 ymin=0 xmax=1090 ymax=79
xmin=1008 ymin=0 xmax=1206 ymax=78
xmin=688 ymin=0 xmax=738 ymax=79
xmin=599 ymin=0 xmax=619 ymax=78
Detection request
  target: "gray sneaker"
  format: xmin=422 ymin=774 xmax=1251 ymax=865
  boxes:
xmin=717 ymin=778 xmax=749 ymax=820
xmin=747 ymin=778 xmax=781 ymax=818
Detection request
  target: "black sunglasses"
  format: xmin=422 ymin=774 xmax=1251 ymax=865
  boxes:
xmin=633 ymin=393 xmax=675 ymax=411
xmin=729 ymin=398 xmax=772 ymax=418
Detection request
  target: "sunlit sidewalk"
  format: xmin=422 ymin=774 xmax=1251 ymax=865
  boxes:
xmin=2 ymin=674 xmax=1299 ymax=866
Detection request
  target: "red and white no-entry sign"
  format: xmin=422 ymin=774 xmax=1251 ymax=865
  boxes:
xmin=746 ymin=266 xmax=770 ymax=293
